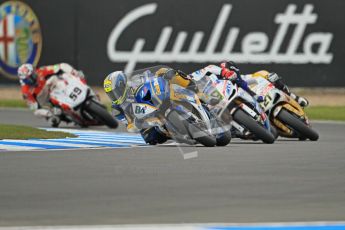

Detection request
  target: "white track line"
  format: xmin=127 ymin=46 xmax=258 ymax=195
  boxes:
xmin=0 ymin=144 xmax=42 ymax=151
xmin=71 ymin=138 xmax=145 ymax=144
xmin=1 ymin=140 xmax=97 ymax=148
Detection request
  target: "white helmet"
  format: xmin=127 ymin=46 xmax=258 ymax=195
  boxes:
xmin=18 ymin=64 xmax=36 ymax=85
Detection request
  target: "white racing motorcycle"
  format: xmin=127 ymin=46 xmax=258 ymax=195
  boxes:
xmin=37 ymin=73 xmax=118 ymax=128
xmin=192 ymin=71 xmax=276 ymax=144
xmin=247 ymin=76 xmax=319 ymax=141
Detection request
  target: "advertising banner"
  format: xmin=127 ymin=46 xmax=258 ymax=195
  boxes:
xmin=1 ymin=0 xmax=344 ymax=86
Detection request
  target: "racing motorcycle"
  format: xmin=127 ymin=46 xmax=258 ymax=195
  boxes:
xmin=248 ymin=76 xmax=319 ymax=141
xmin=123 ymin=66 xmax=231 ymax=147
xmin=192 ymin=71 xmax=276 ymax=144
xmin=38 ymin=73 xmax=118 ymax=128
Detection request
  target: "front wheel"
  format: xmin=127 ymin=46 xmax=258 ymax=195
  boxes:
xmin=212 ymin=120 xmax=231 ymax=146
xmin=84 ymin=100 xmax=118 ymax=129
xmin=167 ymin=110 xmax=217 ymax=147
xmin=188 ymin=123 xmax=217 ymax=147
xmin=215 ymin=131 xmax=232 ymax=146
xmin=233 ymin=109 xmax=275 ymax=144
xmin=277 ymin=109 xmax=319 ymax=141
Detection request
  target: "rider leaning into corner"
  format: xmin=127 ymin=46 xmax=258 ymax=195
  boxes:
xmin=104 ymin=63 xmax=265 ymax=145
xmin=104 ymin=67 xmax=196 ymax=145
xmin=242 ymin=70 xmax=309 ymax=107
xmin=191 ymin=61 xmax=308 ymax=107
xmin=17 ymin=63 xmax=86 ymax=125
xmin=190 ymin=61 xmax=264 ymax=103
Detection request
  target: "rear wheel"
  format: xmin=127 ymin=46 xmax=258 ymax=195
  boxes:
xmin=84 ymin=100 xmax=118 ymax=129
xmin=277 ymin=109 xmax=319 ymax=141
xmin=212 ymin=120 xmax=231 ymax=146
xmin=233 ymin=109 xmax=275 ymax=144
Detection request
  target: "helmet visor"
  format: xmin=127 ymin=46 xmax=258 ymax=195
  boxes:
xmin=21 ymin=74 xmax=37 ymax=86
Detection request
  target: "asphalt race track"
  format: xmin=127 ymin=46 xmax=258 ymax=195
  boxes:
xmin=0 ymin=108 xmax=345 ymax=226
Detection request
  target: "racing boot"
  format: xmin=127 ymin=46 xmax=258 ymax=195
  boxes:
xmin=141 ymin=127 xmax=168 ymax=145
xmin=127 ymin=122 xmax=140 ymax=133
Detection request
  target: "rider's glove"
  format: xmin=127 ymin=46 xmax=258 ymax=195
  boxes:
xmin=221 ymin=68 xmax=237 ymax=81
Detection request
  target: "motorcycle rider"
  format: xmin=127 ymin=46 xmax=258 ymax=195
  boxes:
xmin=243 ymin=70 xmax=309 ymax=107
xmin=104 ymin=67 xmax=196 ymax=145
xmin=191 ymin=61 xmax=264 ymax=102
xmin=18 ymin=63 xmax=86 ymax=125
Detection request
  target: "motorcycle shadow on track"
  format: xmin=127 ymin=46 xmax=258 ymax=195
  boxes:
xmin=275 ymin=138 xmax=320 ymax=142
xmin=154 ymin=141 xmax=269 ymax=147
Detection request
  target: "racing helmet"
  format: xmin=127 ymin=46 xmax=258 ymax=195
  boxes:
xmin=252 ymin=70 xmax=270 ymax=79
xmin=252 ymin=70 xmax=280 ymax=82
xmin=18 ymin=64 xmax=36 ymax=85
xmin=104 ymin=71 xmax=128 ymax=105
xmin=219 ymin=60 xmax=240 ymax=72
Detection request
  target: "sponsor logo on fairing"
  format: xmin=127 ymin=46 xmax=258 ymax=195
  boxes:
xmin=0 ymin=1 xmax=42 ymax=79
xmin=107 ymin=3 xmax=334 ymax=73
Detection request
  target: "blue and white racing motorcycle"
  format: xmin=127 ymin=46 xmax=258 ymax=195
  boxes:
xmin=126 ymin=66 xmax=231 ymax=147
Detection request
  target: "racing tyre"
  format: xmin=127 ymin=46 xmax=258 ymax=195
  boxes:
xmin=233 ymin=109 xmax=275 ymax=144
xmin=277 ymin=109 xmax=319 ymax=141
xmin=188 ymin=123 xmax=217 ymax=147
xmin=216 ymin=131 xmax=231 ymax=146
xmin=167 ymin=110 xmax=216 ymax=147
xmin=85 ymin=100 xmax=118 ymax=129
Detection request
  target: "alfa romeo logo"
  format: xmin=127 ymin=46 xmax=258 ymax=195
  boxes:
xmin=0 ymin=1 xmax=42 ymax=80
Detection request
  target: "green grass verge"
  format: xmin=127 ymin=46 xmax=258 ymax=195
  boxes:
xmin=0 ymin=99 xmax=26 ymax=108
xmin=0 ymin=124 xmax=76 ymax=140
xmin=305 ymin=106 xmax=345 ymax=121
